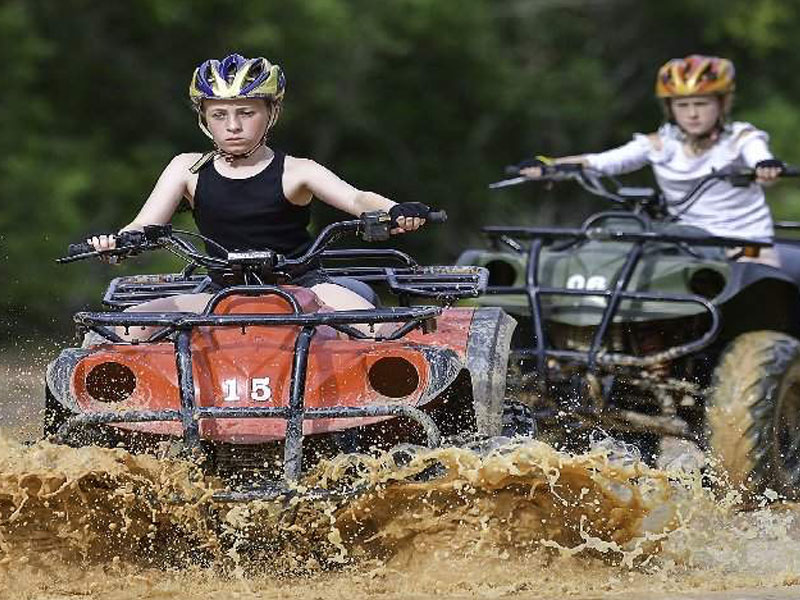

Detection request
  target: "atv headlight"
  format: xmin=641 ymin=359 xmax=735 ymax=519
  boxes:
xmin=86 ymin=361 xmax=136 ymax=403
xmin=688 ymin=268 xmax=726 ymax=300
xmin=485 ymin=259 xmax=518 ymax=287
xmin=368 ymin=357 xmax=420 ymax=398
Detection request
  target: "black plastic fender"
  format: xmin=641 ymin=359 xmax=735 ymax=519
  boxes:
xmin=45 ymin=348 xmax=89 ymax=413
xmin=465 ymin=307 xmax=517 ymax=436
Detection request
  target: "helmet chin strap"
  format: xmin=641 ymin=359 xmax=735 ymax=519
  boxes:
xmin=190 ymin=126 xmax=269 ymax=174
xmin=676 ymin=118 xmax=728 ymax=149
xmin=215 ymin=131 xmax=268 ymax=163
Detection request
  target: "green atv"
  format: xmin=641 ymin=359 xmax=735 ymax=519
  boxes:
xmin=456 ymin=162 xmax=800 ymax=495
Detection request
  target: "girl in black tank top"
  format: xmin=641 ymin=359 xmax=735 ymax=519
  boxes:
xmin=193 ymin=149 xmax=312 ymax=258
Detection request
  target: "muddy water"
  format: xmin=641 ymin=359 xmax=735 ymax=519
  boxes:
xmin=2 ymin=351 xmax=800 ymax=599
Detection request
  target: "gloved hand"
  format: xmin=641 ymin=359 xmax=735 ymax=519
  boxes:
xmin=518 ymin=155 xmax=555 ymax=178
xmin=755 ymin=158 xmax=785 ymax=184
xmin=389 ymin=202 xmax=429 ymax=233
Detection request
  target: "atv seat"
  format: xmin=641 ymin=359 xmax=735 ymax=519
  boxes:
xmin=331 ymin=276 xmax=381 ymax=306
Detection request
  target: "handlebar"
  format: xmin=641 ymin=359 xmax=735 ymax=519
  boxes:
xmin=666 ymin=165 xmax=799 ymax=222
xmin=425 ymin=210 xmax=448 ymax=224
xmin=58 ymin=208 xmax=448 ymax=284
xmin=492 ymin=159 xmax=799 ymax=220
xmin=64 ymin=226 xmax=169 ymax=261
xmin=503 ymin=162 xmax=584 ymax=178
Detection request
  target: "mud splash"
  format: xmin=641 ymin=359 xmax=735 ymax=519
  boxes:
xmin=2 ymin=349 xmax=800 ymax=598
xmin=1 ymin=428 xmax=800 ymax=599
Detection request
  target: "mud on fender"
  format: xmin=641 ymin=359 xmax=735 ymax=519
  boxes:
xmin=465 ymin=307 xmax=516 ymax=436
xmin=46 ymin=348 xmax=90 ymax=412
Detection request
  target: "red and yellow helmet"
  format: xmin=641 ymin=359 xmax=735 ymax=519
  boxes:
xmin=189 ymin=53 xmax=286 ymax=106
xmin=655 ymin=55 xmax=735 ymax=98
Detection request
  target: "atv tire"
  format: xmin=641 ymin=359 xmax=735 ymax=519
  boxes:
xmin=44 ymin=385 xmax=119 ymax=447
xmin=44 ymin=385 xmax=73 ymax=438
xmin=501 ymin=400 xmax=537 ymax=438
xmin=707 ymin=330 xmax=800 ymax=498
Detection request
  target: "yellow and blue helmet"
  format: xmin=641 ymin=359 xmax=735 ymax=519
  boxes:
xmin=187 ymin=54 xmax=286 ymax=169
xmin=189 ymin=53 xmax=286 ymax=105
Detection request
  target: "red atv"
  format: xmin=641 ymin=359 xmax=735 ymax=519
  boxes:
xmin=46 ymin=211 xmax=525 ymax=500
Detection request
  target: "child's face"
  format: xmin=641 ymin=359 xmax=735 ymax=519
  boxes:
xmin=203 ymin=98 xmax=271 ymax=153
xmin=670 ymin=95 xmax=722 ymax=138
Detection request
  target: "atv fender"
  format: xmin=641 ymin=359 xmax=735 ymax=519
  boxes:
xmin=46 ymin=348 xmax=90 ymax=412
xmin=465 ymin=307 xmax=517 ymax=436
xmin=416 ymin=346 xmax=465 ymax=405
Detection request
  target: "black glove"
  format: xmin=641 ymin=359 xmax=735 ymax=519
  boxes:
xmin=755 ymin=158 xmax=785 ymax=171
xmin=518 ymin=156 xmax=552 ymax=169
xmin=505 ymin=156 xmax=559 ymax=176
xmin=389 ymin=202 xmax=430 ymax=224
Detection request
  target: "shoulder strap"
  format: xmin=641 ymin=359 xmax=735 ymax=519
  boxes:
xmin=189 ymin=151 xmax=218 ymax=174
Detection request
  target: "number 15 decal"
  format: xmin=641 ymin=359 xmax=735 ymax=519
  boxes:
xmin=222 ymin=377 xmax=273 ymax=402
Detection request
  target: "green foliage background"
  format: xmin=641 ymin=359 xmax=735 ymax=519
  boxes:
xmin=3 ymin=0 xmax=800 ymax=338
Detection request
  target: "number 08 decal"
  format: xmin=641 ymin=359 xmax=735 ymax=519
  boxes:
xmin=221 ymin=377 xmax=273 ymax=402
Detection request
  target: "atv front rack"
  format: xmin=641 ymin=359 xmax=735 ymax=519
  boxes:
xmin=103 ymin=273 xmax=212 ymax=309
xmin=61 ymin=286 xmax=445 ymax=502
xmin=102 ymin=258 xmax=488 ymax=310
xmin=482 ymin=214 xmax=743 ymax=372
xmin=324 ymin=264 xmax=488 ymax=303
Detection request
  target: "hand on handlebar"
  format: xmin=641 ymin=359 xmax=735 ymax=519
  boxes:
xmin=63 ymin=227 xmax=162 ymax=264
xmin=755 ymin=159 xmax=785 ymax=184
xmin=507 ymin=156 xmax=586 ymax=180
xmin=86 ymin=233 xmax=121 ymax=264
xmin=517 ymin=156 xmax=555 ymax=179
xmin=388 ymin=202 xmax=447 ymax=234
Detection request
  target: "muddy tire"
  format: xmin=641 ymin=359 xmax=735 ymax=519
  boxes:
xmin=501 ymin=400 xmax=537 ymax=438
xmin=707 ymin=331 xmax=800 ymax=497
xmin=44 ymin=385 xmax=119 ymax=447
xmin=44 ymin=385 xmax=73 ymax=438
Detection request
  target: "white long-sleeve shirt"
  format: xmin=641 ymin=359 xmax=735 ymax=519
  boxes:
xmin=584 ymin=122 xmax=775 ymax=239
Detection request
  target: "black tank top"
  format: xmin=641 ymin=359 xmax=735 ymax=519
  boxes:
xmin=192 ymin=150 xmax=312 ymax=258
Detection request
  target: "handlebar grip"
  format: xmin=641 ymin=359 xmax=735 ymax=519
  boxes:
xmin=783 ymin=165 xmax=800 ymax=177
xmin=67 ymin=241 xmax=94 ymax=256
xmin=427 ymin=210 xmax=447 ymax=224
xmin=64 ymin=231 xmax=144 ymax=261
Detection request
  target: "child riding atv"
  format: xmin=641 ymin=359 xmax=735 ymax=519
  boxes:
xmin=520 ymin=54 xmax=785 ymax=267
xmin=48 ymin=53 xmax=528 ymax=502
xmin=455 ymin=57 xmax=800 ymax=495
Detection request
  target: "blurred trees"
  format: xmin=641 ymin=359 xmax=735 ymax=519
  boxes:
xmin=2 ymin=0 xmax=800 ymax=336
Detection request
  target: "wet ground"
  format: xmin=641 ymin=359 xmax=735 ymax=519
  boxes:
xmin=3 ymin=347 xmax=800 ymax=599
